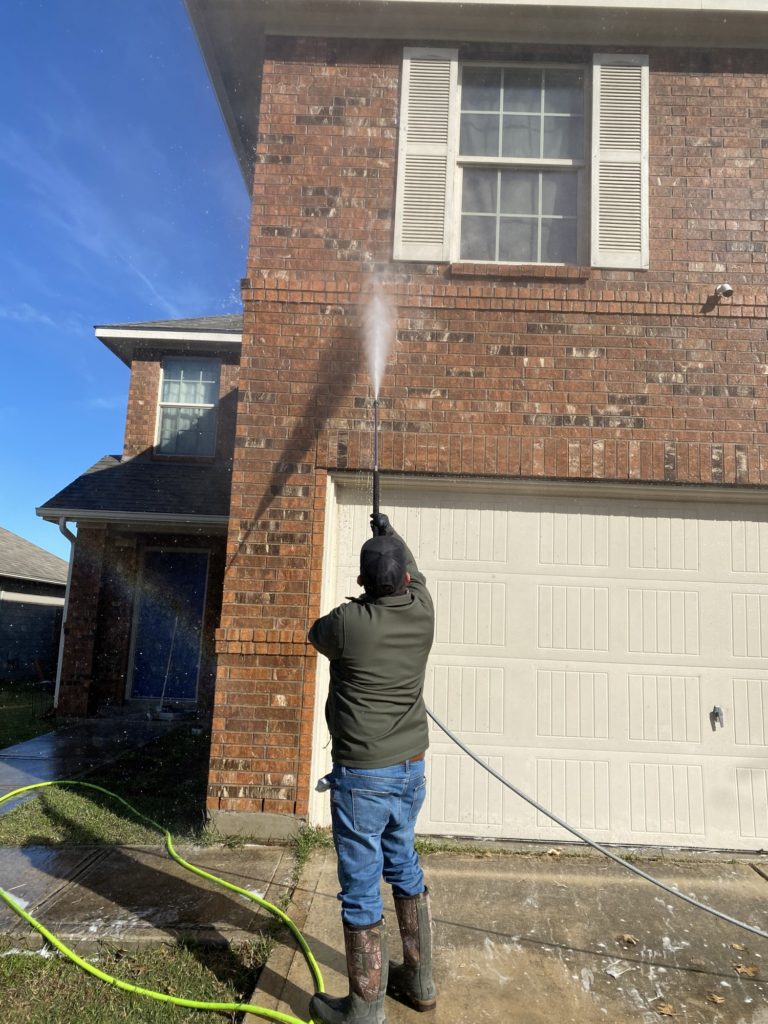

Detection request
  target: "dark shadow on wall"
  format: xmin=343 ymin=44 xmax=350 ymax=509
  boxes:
xmin=227 ymin=320 xmax=363 ymax=572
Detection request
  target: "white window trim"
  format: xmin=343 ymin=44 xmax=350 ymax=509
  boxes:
xmin=154 ymin=356 xmax=221 ymax=458
xmin=452 ymin=59 xmax=591 ymax=266
xmin=394 ymin=48 xmax=649 ymax=270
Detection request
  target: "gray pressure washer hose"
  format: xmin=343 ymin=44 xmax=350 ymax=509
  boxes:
xmin=427 ymin=706 xmax=768 ymax=941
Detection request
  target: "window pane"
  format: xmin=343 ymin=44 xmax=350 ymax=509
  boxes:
xmin=461 ymin=67 xmax=502 ymax=112
xmin=501 ymin=114 xmax=540 ymax=158
xmin=158 ymin=406 xmax=216 ymax=456
xmin=163 ymin=378 xmax=182 ymax=403
xmin=460 ymin=216 xmax=496 ymax=261
xmin=543 ymin=115 xmax=583 ymax=159
xmin=460 ymin=112 xmax=499 ymax=156
xmin=162 ymin=359 xmax=218 ymax=403
xmin=462 ymin=168 xmax=497 ymax=214
xmin=502 ymin=68 xmax=541 ymax=113
xmin=499 ymin=218 xmax=537 ymax=263
xmin=541 ymin=219 xmax=577 ymax=264
xmin=500 ymin=170 xmax=538 ymax=215
xmin=541 ymin=171 xmax=577 ymax=217
xmin=543 ymin=70 xmax=584 ymax=115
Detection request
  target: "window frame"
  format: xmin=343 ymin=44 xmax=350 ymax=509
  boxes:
xmin=154 ymin=355 xmax=221 ymax=459
xmin=452 ymin=59 xmax=591 ymax=267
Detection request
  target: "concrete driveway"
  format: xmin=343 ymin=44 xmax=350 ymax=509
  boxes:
xmin=254 ymin=845 xmax=768 ymax=1024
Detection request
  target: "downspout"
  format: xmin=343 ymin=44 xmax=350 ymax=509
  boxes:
xmin=54 ymin=518 xmax=77 ymax=710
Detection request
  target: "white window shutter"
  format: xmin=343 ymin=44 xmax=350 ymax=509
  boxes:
xmin=591 ymin=54 xmax=649 ymax=269
xmin=393 ymin=47 xmax=458 ymax=262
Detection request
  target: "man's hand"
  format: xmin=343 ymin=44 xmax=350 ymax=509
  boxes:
xmin=370 ymin=512 xmax=393 ymax=536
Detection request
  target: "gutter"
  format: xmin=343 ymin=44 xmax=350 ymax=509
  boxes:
xmin=35 ymin=508 xmax=229 ymax=529
xmin=54 ymin=519 xmax=77 ymax=711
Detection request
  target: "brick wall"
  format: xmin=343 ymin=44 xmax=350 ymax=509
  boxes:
xmin=58 ymin=526 xmax=106 ymax=716
xmin=60 ymin=528 xmax=226 ymax=716
xmin=123 ymin=350 xmax=240 ymax=460
xmin=208 ymin=36 xmax=768 ymax=821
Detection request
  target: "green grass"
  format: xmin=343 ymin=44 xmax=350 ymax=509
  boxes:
xmin=291 ymin=824 xmax=333 ymax=885
xmin=0 ymin=934 xmax=267 ymax=1024
xmin=0 ymin=727 xmax=214 ymax=847
xmin=0 ymin=682 xmax=55 ymax=748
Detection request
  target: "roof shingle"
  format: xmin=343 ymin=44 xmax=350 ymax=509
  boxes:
xmin=38 ymin=455 xmax=233 ymax=523
xmin=0 ymin=527 xmax=68 ymax=585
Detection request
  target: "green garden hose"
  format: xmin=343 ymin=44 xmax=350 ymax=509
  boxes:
xmin=0 ymin=780 xmax=324 ymax=1023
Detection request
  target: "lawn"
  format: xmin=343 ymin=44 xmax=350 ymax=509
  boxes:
xmin=0 ymin=681 xmax=56 ymax=749
xmin=0 ymin=725 xmax=213 ymax=847
xmin=0 ymin=726 xmax=319 ymax=1021
xmin=0 ymin=935 xmax=268 ymax=1024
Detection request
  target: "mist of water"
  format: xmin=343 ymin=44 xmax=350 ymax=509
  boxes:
xmin=362 ymin=284 xmax=395 ymax=399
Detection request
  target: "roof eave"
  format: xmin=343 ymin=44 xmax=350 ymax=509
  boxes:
xmin=36 ymin=508 xmax=230 ymax=531
xmin=0 ymin=570 xmax=69 ymax=587
xmin=94 ymin=327 xmax=243 ymax=367
xmin=185 ymin=0 xmax=768 ymax=188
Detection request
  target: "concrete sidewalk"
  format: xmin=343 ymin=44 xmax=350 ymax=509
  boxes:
xmin=0 ymin=842 xmax=293 ymax=950
xmin=1 ymin=837 xmax=768 ymax=1021
xmin=253 ymin=846 xmax=768 ymax=1024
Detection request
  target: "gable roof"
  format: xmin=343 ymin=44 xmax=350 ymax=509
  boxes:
xmin=37 ymin=455 xmax=232 ymax=530
xmin=0 ymin=527 xmax=68 ymax=586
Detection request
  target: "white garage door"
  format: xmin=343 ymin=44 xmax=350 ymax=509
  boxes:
xmin=310 ymin=478 xmax=768 ymax=851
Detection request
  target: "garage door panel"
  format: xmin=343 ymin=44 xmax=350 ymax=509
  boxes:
xmin=730 ymin=519 xmax=768 ymax=574
xmin=433 ymin=580 xmax=506 ymax=647
xmin=539 ymin=509 xmax=610 ymax=567
xmin=537 ymin=584 xmax=610 ymax=652
xmin=427 ymin=663 xmax=507 ymax=737
xmin=628 ymin=761 xmax=706 ymax=837
xmin=536 ymin=669 xmax=610 ymax=740
xmin=627 ymin=673 xmax=702 ymax=744
xmin=733 ymin=677 xmax=768 ymax=746
xmin=315 ymin=481 xmax=768 ymax=849
xmin=536 ymin=757 xmax=611 ymax=832
xmin=628 ymin=514 xmax=700 ymax=572
xmin=736 ymin=769 xmax=768 ymax=839
xmin=426 ymin=747 xmax=510 ymax=831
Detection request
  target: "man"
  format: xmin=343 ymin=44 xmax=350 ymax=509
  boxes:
xmin=307 ymin=512 xmax=436 ymax=1024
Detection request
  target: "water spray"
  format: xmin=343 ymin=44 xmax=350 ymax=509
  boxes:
xmin=363 ymin=283 xmax=394 ymax=520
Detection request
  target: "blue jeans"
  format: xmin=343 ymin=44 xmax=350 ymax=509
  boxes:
xmin=329 ymin=759 xmax=427 ymax=928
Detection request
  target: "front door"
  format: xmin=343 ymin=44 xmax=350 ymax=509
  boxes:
xmin=129 ymin=549 xmax=209 ymax=702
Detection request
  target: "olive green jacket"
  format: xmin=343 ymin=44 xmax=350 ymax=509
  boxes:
xmin=308 ymin=533 xmax=434 ymax=768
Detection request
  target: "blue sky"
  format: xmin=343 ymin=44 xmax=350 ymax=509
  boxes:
xmin=0 ymin=0 xmax=250 ymax=561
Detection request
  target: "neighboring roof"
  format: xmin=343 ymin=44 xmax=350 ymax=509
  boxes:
xmin=37 ymin=455 xmax=232 ymax=529
xmin=95 ymin=314 xmax=243 ymax=366
xmin=0 ymin=527 xmax=68 ymax=586
xmin=185 ymin=0 xmax=768 ymax=188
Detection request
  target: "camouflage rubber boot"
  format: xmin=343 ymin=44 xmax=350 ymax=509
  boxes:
xmin=309 ymin=918 xmax=388 ymax=1024
xmin=386 ymin=889 xmax=437 ymax=1012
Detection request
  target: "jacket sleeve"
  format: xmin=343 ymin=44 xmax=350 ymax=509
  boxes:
xmin=308 ymin=605 xmax=345 ymax=660
xmin=391 ymin=528 xmax=428 ymax=591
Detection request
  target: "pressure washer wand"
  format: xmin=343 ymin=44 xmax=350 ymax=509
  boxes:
xmin=372 ymin=398 xmax=380 ymax=517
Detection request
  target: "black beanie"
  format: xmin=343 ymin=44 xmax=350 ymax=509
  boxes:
xmin=359 ymin=535 xmax=407 ymax=596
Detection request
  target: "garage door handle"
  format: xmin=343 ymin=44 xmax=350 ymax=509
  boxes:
xmin=710 ymin=705 xmax=724 ymax=729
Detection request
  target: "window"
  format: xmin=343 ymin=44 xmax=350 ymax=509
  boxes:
xmin=458 ymin=65 xmax=585 ymax=264
xmin=394 ymin=49 xmax=648 ymax=270
xmin=156 ymin=357 xmax=219 ymax=456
